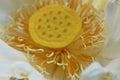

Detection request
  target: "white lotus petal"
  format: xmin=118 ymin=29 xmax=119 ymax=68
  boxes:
xmin=0 ymin=40 xmax=27 ymax=61
xmin=80 ymin=62 xmax=116 ymax=80
xmin=105 ymin=58 xmax=120 ymax=80
xmin=0 ymin=10 xmax=9 ymax=25
xmin=81 ymin=58 xmax=120 ymax=80
xmin=96 ymin=44 xmax=120 ymax=66
xmin=80 ymin=62 xmax=105 ymax=80
xmin=105 ymin=0 xmax=120 ymax=48
xmin=10 ymin=62 xmax=46 ymax=80
xmin=0 ymin=40 xmax=46 ymax=80
xmin=0 ymin=64 xmax=11 ymax=80
xmin=0 ymin=40 xmax=27 ymax=79
xmin=96 ymin=0 xmax=120 ymax=66
xmin=105 ymin=0 xmax=120 ymax=45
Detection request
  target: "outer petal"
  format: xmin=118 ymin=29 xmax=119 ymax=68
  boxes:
xmin=80 ymin=62 xmax=107 ymax=80
xmin=105 ymin=58 xmax=120 ymax=80
xmin=0 ymin=40 xmax=46 ymax=80
xmin=10 ymin=62 xmax=46 ymax=80
xmin=80 ymin=62 xmax=117 ymax=80
xmin=0 ymin=0 xmax=34 ymax=25
xmin=96 ymin=0 xmax=120 ymax=66
xmin=0 ymin=40 xmax=27 ymax=79
xmin=0 ymin=0 xmax=34 ymax=11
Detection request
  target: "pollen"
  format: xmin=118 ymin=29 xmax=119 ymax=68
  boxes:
xmin=29 ymin=5 xmax=82 ymax=48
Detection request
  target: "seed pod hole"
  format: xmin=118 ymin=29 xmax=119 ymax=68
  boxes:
xmin=57 ymin=34 xmax=62 ymax=38
xmin=42 ymin=32 xmax=46 ymax=35
xmin=47 ymin=25 xmax=51 ymax=28
xmin=49 ymin=34 xmax=53 ymax=38
xmin=63 ymin=29 xmax=67 ymax=33
xmin=57 ymin=11 xmax=62 ymax=14
xmin=46 ymin=19 xmax=50 ymax=22
xmin=54 ymin=27 xmax=58 ymax=30
xmin=59 ymin=21 xmax=63 ymax=25
xmin=53 ymin=17 xmax=57 ymax=20
xmin=38 ymin=25 xmax=41 ymax=29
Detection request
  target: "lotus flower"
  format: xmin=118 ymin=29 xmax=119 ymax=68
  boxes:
xmin=0 ymin=0 xmax=120 ymax=80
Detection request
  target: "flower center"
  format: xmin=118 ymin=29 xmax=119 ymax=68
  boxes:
xmin=29 ymin=5 xmax=82 ymax=49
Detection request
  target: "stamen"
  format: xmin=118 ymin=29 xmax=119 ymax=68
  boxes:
xmin=84 ymin=17 xmax=90 ymax=24
xmin=57 ymin=62 xmax=68 ymax=66
xmin=83 ymin=43 xmax=87 ymax=49
xmin=20 ymin=12 xmax=25 ymax=19
xmin=80 ymin=35 xmax=85 ymax=42
xmin=18 ymin=37 xmax=24 ymax=42
xmin=20 ymin=73 xmax=29 ymax=77
xmin=47 ymin=60 xmax=55 ymax=64
xmin=18 ymin=26 xmax=24 ymax=30
xmin=91 ymin=56 xmax=95 ymax=62
xmin=37 ymin=49 xmax=44 ymax=52
xmin=7 ymin=36 xmax=15 ymax=42
xmin=46 ymin=52 xmax=54 ymax=57
xmin=80 ymin=64 xmax=84 ymax=72
xmin=25 ymin=46 xmax=44 ymax=52
xmin=16 ymin=44 xmax=25 ymax=47
xmin=16 ymin=21 xmax=24 ymax=26
xmin=36 ymin=65 xmax=49 ymax=75
xmin=67 ymin=54 xmax=71 ymax=59
xmin=26 ymin=53 xmax=34 ymax=62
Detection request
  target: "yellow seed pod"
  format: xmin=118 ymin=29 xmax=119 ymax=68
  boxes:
xmin=29 ymin=5 xmax=82 ymax=48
